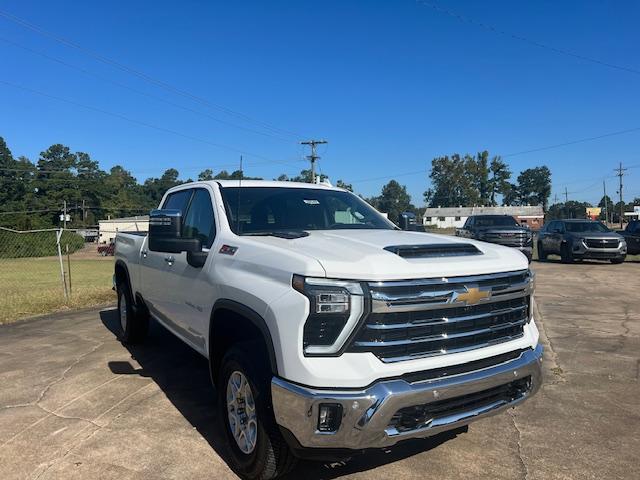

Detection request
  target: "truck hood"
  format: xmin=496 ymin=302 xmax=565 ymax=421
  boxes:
xmin=245 ymin=229 xmax=528 ymax=280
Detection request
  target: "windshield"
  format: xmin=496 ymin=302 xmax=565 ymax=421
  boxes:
xmin=220 ymin=187 xmax=395 ymax=235
xmin=565 ymin=221 xmax=609 ymax=233
xmin=474 ymin=216 xmax=519 ymax=227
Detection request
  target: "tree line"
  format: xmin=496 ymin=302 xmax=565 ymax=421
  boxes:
xmin=424 ymin=151 xmax=552 ymax=210
xmin=0 ymin=136 xmax=358 ymax=229
xmin=1 ymin=135 xmax=561 ymax=230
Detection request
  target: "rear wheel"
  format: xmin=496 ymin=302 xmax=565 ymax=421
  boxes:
xmin=218 ymin=345 xmax=296 ymax=480
xmin=116 ymin=281 xmax=149 ymax=344
xmin=537 ymin=241 xmax=547 ymax=261
xmin=560 ymin=243 xmax=573 ymax=264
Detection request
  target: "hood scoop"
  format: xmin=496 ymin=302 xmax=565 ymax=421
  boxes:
xmin=384 ymin=243 xmax=483 ymax=258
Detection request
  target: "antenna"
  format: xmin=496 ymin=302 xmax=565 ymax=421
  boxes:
xmin=236 ymin=155 xmax=243 ymax=233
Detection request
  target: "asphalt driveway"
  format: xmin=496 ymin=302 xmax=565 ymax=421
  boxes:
xmin=1 ymin=260 xmax=639 ymax=479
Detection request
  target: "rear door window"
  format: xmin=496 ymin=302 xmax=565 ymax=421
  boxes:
xmin=162 ymin=189 xmax=193 ymax=216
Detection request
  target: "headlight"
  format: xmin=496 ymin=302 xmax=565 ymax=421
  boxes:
xmin=293 ymin=275 xmax=365 ymax=356
xmin=528 ymin=269 xmax=536 ymax=293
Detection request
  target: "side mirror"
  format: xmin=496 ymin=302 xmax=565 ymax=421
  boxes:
xmin=399 ymin=211 xmax=417 ymax=231
xmin=148 ymin=209 xmax=201 ymax=254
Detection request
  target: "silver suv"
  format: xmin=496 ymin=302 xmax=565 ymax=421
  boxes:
xmin=537 ymin=219 xmax=626 ymax=264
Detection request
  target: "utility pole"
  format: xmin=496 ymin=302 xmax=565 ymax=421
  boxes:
xmin=82 ymin=199 xmax=86 ymax=224
xmin=614 ymin=162 xmax=627 ymax=229
xmin=603 ymin=180 xmax=608 ymax=225
xmin=564 ymin=187 xmax=569 ymax=218
xmin=63 ymin=200 xmax=67 ymax=229
xmin=300 ymin=139 xmax=328 ymax=183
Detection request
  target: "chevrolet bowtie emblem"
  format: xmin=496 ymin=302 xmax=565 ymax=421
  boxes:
xmin=454 ymin=287 xmax=491 ymax=305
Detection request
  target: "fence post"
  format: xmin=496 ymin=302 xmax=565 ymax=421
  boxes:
xmin=56 ymin=229 xmax=69 ymax=300
xmin=66 ymin=243 xmax=72 ymax=295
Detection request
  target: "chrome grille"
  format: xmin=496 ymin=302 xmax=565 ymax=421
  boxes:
xmin=584 ymin=238 xmax=619 ymax=249
xmin=482 ymin=232 xmax=529 ymax=247
xmin=348 ymin=270 xmax=533 ymax=363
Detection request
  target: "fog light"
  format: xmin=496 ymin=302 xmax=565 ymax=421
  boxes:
xmin=318 ymin=403 xmax=343 ymax=432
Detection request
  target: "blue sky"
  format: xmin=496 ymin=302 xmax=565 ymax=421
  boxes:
xmin=1 ymin=0 xmax=639 ymax=205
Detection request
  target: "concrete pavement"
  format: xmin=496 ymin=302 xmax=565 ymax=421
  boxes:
xmin=1 ymin=260 xmax=639 ymax=479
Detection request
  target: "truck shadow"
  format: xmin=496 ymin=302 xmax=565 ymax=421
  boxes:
xmin=100 ymin=309 xmax=462 ymax=479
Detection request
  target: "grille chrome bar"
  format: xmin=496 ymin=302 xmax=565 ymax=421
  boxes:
xmin=371 ymin=281 xmax=529 ymax=312
xmin=364 ymin=304 xmax=528 ymax=330
xmin=353 ymin=318 xmax=527 ymax=348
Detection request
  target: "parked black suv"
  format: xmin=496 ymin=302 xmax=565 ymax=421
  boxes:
xmin=618 ymin=220 xmax=640 ymax=255
xmin=456 ymin=215 xmax=532 ymax=262
xmin=537 ymin=219 xmax=626 ymax=263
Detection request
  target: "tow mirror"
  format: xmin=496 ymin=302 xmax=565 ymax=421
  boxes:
xmin=399 ymin=212 xmax=417 ymax=231
xmin=148 ymin=209 xmax=201 ymax=254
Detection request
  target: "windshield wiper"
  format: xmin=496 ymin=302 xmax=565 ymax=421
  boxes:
xmin=242 ymin=230 xmax=310 ymax=239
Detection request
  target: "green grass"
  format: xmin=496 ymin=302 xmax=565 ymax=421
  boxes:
xmin=0 ymin=257 xmax=115 ymax=324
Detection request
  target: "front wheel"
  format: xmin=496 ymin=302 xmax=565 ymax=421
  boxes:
xmin=560 ymin=243 xmax=573 ymax=264
xmin=537 ymin=241 xmax=547 ymax=261
xmin=610 ymin=257 xmax=625 ymax=264
xmin=218 ymin=346 xmax=296 ymax=480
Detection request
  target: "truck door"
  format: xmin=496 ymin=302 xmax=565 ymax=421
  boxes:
xmin=162 ymin=187 xmax=219 ymax=353
xmin=140 ymin=188 xmax=193 ymax=323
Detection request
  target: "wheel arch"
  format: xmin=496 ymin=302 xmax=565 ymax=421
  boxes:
xmin=114 ymin=260 xmax=145 ymax=308
xmin=209 ymin=299 xmax=279 ymax=386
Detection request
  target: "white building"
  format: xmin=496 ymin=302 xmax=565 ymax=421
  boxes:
xmin=98 ymin=215 xmax=149 ymax=244
xmin=423 ymin=206 xmax=545 ymax=230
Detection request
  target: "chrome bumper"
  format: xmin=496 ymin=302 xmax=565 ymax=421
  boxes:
xmin=272 ymin=344 xmax=543 ymax=450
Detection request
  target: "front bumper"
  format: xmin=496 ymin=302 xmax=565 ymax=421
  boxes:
xmin=572 ymin=242 xmax=626 ymax=259
xmin=272 ymin=344 xmax=543 ymax=450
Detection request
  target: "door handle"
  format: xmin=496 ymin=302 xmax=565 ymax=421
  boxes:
xmin=164 ymin=255 xmax=175 ymax=265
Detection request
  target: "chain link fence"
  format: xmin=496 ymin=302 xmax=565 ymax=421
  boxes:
xmin=0 ymin=227 xmax=115 ymax=323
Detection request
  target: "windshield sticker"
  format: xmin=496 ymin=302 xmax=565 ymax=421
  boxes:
xmin=303 ymin=199 xmax=320 ymax=205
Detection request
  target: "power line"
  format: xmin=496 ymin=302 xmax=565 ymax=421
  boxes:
xmin=502 ymin=127 xmax=640 ymax=158
xmin=0 ymin=8 xmax=303 ymax=139
xmin=0 ymin=36 xmax=295 ymax=143
xmin=0 ymin=79 xmax=302 ymax=169
xmin=417 ymin=0 xmax=640 ymax=76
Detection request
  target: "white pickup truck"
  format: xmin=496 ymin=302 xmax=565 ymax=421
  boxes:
xmin=114 ymin=180 xmax=542 ymax=479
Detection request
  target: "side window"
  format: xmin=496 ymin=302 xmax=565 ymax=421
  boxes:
xmin=182 ymin=189 xmax=216 ymax=248
xmin=162 ymin=189 xmax=193 ymax=216
xmin=464 ymin=217 xmax=472 ymax=228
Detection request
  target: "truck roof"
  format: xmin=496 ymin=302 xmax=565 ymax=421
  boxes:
xmin=215 ymin=179 xmax=339 ymax=190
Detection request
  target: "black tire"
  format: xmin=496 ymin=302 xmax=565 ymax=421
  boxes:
xmin=116 ymin=281 xmax=149 ymax=344
xmin=560 ymin=243 xmax=573 ymax=264
xmin=537 ymin=241 xmax=547 ymax=261
xmin=610 ymin=257 xmax=625 ymax=264
xmin=218 ymin=345 xmax=296 ymax=480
